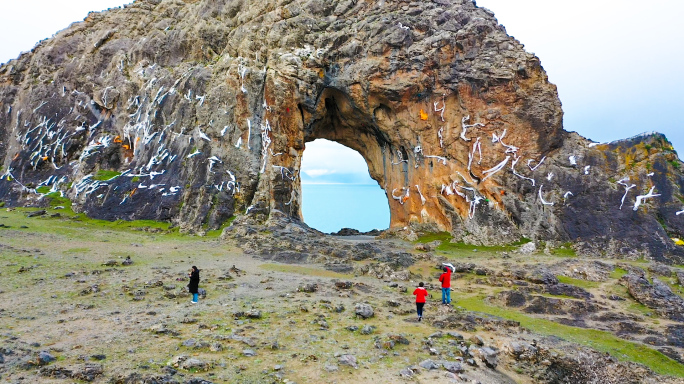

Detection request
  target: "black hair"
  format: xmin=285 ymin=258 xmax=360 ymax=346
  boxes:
xmin=443 ymin=267 xmax=448 ymax=272
xmin=419 ymin=282 xmax=424 ymax=287
xmin=192 ymin=266 xmax=198 ymax=271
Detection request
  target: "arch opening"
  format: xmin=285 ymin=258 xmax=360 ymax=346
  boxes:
xmin=300 ymin=139 xmax=390 ymax=234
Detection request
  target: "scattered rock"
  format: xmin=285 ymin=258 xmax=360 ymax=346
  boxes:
xmin=419 ymin=359 xmax=440 ymax=370
xmin=354 ymin=303 xmax=374 ymax=319
xmin=677 ymin=271 xmax=684 ymax=286
xmin=528 ymin=269 xmax=559 ymax=285
xmin=360 ymin=325 xmax=376 ymax=335
xmin=338 ymin=354 xmax=358 ymax=369
xmin=298 ymin=283 xmax=318 ymax=293
xmin=648 ymin=263 xmax=672 ymax=277
xmin=447 ymin=332 xmax=464 ymax=340
xmin=442 ymin=361 xmax=465 ymax=373
xmin=517 ymin=242 xmax=537 ymax=255
xmin=38 ymin=351 xmax=56 ymax=365
xmin=469 ymin=335 xmax=485 ymax=346
xmin=334 ymin=281 xmax=353 ymax=290
xmin=625 ymin=274 xmax=684 ymax=321
xmin=243 ymin=349 xmax=257 ymax=357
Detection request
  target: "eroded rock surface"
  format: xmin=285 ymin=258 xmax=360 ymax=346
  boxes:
xmin=0 ymin=0 xmax=683 ymax=261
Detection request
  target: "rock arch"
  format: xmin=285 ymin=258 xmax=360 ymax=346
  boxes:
xmin=0 ymin=0 xmax=682 ymax=261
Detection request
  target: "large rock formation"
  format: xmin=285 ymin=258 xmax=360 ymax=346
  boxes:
xmin=0 ymin=0 xmax=683 ymax=261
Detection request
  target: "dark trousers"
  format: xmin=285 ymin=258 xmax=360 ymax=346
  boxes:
xmin=416 ymin=302 xmax=425 ymax=317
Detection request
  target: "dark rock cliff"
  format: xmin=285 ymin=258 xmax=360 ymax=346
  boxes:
xmin=0 ymin=0 xmax=682 ymax=262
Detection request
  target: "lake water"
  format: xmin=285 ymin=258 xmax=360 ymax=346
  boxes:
xmin=301 ymin=183 xmax=390 ymax=233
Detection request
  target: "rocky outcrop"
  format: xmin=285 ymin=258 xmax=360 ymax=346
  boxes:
xmin=0 ymin=0 xmax=683 ymax=261
xmin=624 ymin=274 xmax=684 ymax=321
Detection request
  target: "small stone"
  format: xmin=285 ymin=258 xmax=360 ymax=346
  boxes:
xmin=469 ymin=335 xmax=485 ymax=346
xmin=243 ymin=349 xmax=257 ymax=357
xmin=388 ymin=334 xmax=410 ymax=345
xmin=335 ymin=281 xmax=353 ymax=289
xmin=324 ymin=362 xmax=339 ymax=372
xmin=338 ymin=354 xmax=357 ymax=369
xmin=180 ymin=358 xmax=208 ymax=371
xmin=354 ymin=303 xmax=374 ymax=319
xmin=298 ymin=283 xmax=318 ymax=293
xmin=360 ymin=325 xmax=376 ymax=335
xmin=517 ymin=242 xmax=537 ymax=254
xmin=443 ymin=361 xmax=465 ymax=373
xmin=182 ymin=339 xmax=196 ymax=347
xmin=90 ymin=354 xmax=106 ymax=361
xmin=479 ymin=347 xmax=498 ymax=368
xmin=419 ymin=359 xmax=440 ymax=370
xmin=447 ymin=332 xmax=464 ymax=340
xmin=274 ymin=365 xmax=284 ymax=371
xmin=38 ymin=351 xmax=55 ymax=365
xmin=246 ymin=309 xmax=262 ymax=319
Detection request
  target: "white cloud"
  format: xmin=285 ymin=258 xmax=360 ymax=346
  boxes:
xmin=302 ymin=139 xmax=371 ymax=175
xmin=301 ymin=139 xmax=374 ymax=184
xmin=303 ymin=169 xmax=336 ymax=177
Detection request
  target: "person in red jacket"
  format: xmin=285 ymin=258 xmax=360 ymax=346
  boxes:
xmin=413 ymin=282 xmax=428 ymax=321
xmin=439 ymin=266 xmax=452 ymax=305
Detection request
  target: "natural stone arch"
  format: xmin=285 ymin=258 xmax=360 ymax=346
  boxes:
xmin=0 ymin=0 xmax=682 ymax=260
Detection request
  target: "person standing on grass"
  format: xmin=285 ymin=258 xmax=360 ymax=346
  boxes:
xmin=188 ymin=266 xmax=200 ymax=304
xmin=439 ymin=266 xmax=452 ymax=305
xmin=413 ymin=282 xmax=428 ymax=322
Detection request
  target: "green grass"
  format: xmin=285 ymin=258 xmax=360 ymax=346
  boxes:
xmin=36 ymin=186 xmax=51 ymax=194
xmin=610 ymin=267 xmax=629 ymax=280
xmin=415 ymin=231 xmax=452 ymax=244
xmin=437 ymin=241 xmax=517 ymax=254
xmin=93 ymin=170 xmax=122 ymax=181
xmin=556 ymin=275 xmax=600 ymax=289
xmin=457 ymin=295 xmax=684 ymax=377
xmin=550 ymin=243 xmax=577 ymax=257
xmin=627 ymin=301 xmax=656 ymax=317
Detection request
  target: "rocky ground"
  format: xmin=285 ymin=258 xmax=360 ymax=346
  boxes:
xmin=1 ymin=207 xmax=684 ymax=383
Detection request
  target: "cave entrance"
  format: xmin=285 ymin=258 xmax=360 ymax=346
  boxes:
xmin=300 ymin=139 xmax=390 ymax=234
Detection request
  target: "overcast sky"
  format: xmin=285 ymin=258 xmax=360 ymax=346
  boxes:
xmin=1 ymin=0 xmax=682 ymax=184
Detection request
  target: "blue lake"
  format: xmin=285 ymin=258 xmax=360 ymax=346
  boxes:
xmin=301 ymin=183 xmax=390 ymax=233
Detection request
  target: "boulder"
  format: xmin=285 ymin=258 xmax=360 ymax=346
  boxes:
xmin=625 ymin=274 xmax=684 ymax=321
xmin=338 ymin=354 xmax=358 ymax=369
xmin=354 ymin=303 xmax=374 ymax=319
xmin=419 ymin=359 xmax=440 ymax=370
